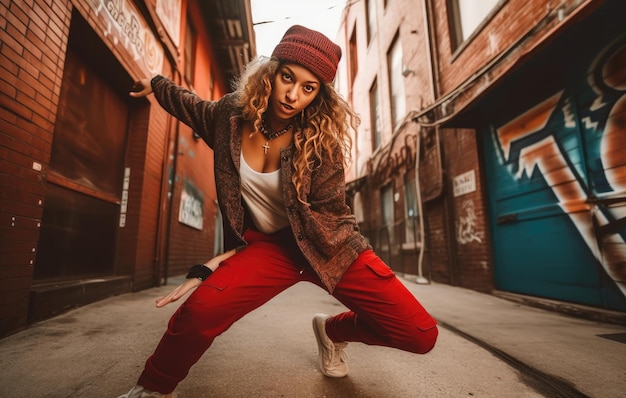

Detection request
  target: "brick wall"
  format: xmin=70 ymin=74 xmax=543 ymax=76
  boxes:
xmin=0 ymin=0 xmax=71 ymax=335
xmin=431 ymin=0 xmax=549 ymax=96
xmin=0 ymin=0 xmax=250 ymax=337
xmin=442 ymin=128 xmax=493 ymax=292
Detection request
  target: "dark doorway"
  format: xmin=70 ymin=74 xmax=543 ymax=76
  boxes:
xmin=35 ymin=12 xmax=132 ymax=281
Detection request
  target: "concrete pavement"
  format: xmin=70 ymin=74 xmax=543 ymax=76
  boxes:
xmin=0 ymin=275 xmax=624 ymax=397
xmin=404 ymin=280 xmax=626 ymax=398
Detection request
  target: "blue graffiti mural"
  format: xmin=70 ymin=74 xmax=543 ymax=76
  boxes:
xmin=491 ymin=35 xmax=626 ymax=302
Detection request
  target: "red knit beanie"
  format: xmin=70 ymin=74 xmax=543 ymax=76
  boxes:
xmin=271 ymin=25 xmax=342 ymax=83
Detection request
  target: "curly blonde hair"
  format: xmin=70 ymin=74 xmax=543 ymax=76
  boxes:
xmin=234 ymin=57 xmax=360 ymax=204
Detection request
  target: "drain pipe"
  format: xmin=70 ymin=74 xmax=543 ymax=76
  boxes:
xmin=413 ymin=0 xmax=442 ymax=285
xmin=414 ymin=130 xmax=429 ymax=284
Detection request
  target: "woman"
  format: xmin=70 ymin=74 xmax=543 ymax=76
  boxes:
xmin=122 ymin=25 xmax=438 ymax=398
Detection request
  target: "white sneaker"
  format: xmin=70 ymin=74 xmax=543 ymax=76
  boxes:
xmin=118 ymin=385 xmax=178 ymax=398
xmin=312 ymin=313 xmax=348 ymax=377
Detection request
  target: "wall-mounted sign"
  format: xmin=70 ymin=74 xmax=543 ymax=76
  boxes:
xmin=119 ymin=167 xmax=130 ymax=227
xmin=88 ymin=0 xmax=164 ymax=76
xmin=156 ymin=0 xmax=181 ymax=47
xmin=453 ymin=169 xmax=476 ymax=197
xmin=179 ymin=185 xmax=204 ymax=230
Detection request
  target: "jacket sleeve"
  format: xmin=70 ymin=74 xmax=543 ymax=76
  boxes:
xmin=150 ymin=75 xmax=219 ymax=149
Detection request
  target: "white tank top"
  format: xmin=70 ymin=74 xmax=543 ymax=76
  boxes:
xmin=240 ymin=152 xmax=290 ymax=234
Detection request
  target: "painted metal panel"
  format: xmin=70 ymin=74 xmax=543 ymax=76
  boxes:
xmin=483 ymin=27 xmax=626 ymax=311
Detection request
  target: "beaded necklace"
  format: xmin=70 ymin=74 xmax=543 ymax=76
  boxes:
xmin=258 ymin=115 xmax=293 ymax=155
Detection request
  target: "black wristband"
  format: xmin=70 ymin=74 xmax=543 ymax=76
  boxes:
xmin=186 ymin=264 xmax=213 ymax=281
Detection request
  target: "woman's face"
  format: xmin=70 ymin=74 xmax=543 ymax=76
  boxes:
xmin=269 ymin=62 xmax=321 ymax=122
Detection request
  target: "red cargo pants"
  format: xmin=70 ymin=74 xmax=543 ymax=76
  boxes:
xmin=138 ymin=229 xmax=438 ymax=393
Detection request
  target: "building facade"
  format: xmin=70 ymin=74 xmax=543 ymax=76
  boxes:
xmin=337 ymin=0 xmax=626 ymax=313
xmin=0 ymin=0 xmax=255 ymax=337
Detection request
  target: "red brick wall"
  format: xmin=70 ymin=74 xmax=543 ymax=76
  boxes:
xmin=0 ymin=0 xmax=244 ymax=336
xmin=115 ymin=103 xmax=149 ymax=281
xmin=161 ymin=0 xmax=229 ymax=278
xmin=0 ymin=0 xmax=71 ymax=335
xmin=429 ymin=0 xmax=604 ymax=114
xmin=424 ymin=200 xmax=450 ymax=282
xmin=442 ymin=128 xmax=493 ymax=292
xmin=418 ymin=127 xmax=493 ymax=292
xmin=431 ymin=0 xmax=549 ymax=96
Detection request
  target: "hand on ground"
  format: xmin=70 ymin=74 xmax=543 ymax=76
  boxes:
xmin=155 ymin=278 xmax=202 ymax=308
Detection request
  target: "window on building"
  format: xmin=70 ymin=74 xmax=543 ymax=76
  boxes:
xmin=369 ymin=78 xmax=382 ymax=149
xmin=387 ymin=33 xmax=406 ymax=128
xmin=366 ymin=0 xmax=377 ymax=44
xmin=349 ymin=27 xmax=358 ymax=84
xmin=403 ymin=176 xmax=420 ymax=248
xmin=448 ymin=0 xmax=502 ymax=49
xmin=184 ymin=15 xmax=197 ymax=84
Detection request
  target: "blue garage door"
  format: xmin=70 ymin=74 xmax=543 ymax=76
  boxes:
xmin=482 ymin=31 xmax=626 ymax=311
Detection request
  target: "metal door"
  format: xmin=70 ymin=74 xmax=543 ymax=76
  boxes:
xmin=482 ymin=34 xmax=626 ymax=311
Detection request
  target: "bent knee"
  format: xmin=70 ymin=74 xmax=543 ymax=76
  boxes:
xmin=404 ymin=324 xmax=439 ymax=354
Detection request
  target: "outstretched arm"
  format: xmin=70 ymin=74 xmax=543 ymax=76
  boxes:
xmin=155 ymin=249 xmax=237 ymax=308
xmin=129 ymin=78 xmax=153 ymax=98
xmin=130 ymin=75 xmax=219 ymax=147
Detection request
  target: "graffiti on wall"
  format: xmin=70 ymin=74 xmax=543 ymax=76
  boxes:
xmin=179 ymin=180 xmax=204 ymax=230
xmin=493 ymin=37 xmax=626 ymax=297
xmin=457 ymin=199 xmax=483 ymax=245
xmin=453 ymin=170 xmax=483 ymax=245
xmin=89 ymin=0 xmax=164 ymax=76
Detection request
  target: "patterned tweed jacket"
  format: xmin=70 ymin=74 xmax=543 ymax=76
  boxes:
xmin=151 ymin=76 xmax=371 ymax=292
